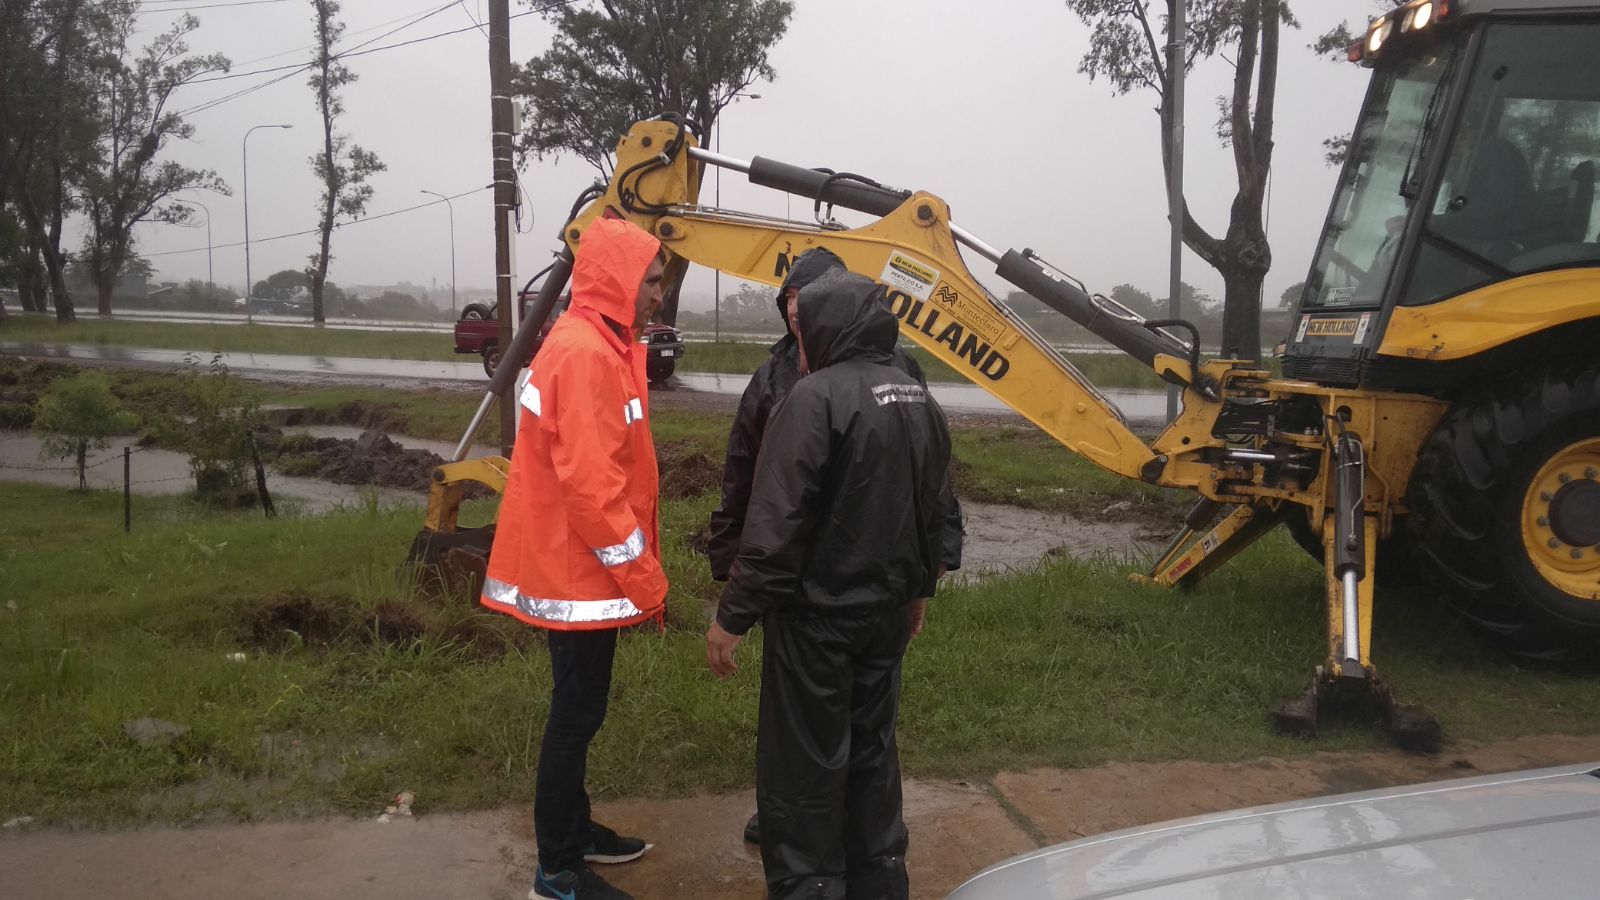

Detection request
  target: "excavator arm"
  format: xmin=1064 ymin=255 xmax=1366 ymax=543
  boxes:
xmin=417 ymin=117 xmax=1447 ymax=749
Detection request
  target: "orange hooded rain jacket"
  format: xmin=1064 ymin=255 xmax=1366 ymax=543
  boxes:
xmin=480 ymin=218 xmax=668 ymax=630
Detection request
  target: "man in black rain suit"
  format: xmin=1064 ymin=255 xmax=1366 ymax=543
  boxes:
xmin=705 ymin=269 xmax=958 ymax=900
xmin=705 ymin=247 xmax=962 ymax=847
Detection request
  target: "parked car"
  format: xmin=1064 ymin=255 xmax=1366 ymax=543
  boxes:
xmin=948 ymin=763 xmax=1600 ymax=899
xmin=453 ymin=277 xmax=685 ymax=381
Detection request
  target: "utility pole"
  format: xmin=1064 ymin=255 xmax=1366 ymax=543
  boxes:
xmin=1166 ymin=0 xmax=1186 ymax=425
xmin=489 ymin=0 xmax=516 ymax=455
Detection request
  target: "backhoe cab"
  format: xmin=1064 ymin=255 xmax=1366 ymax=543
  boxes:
xmin=414 ymin=1 xmax=1600 ymax=749
xmin=1285 ymin=0 xmax=1600 ymax=661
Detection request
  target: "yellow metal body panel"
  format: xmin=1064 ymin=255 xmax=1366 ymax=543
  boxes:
xmin=655 ymin=197 xmax=1172 ymax=483
xmin=1145 ymin=503 xmax=1288 ymax=588
xmin=423 ymin=457 xmax=509 ymax=534
xmin=1377 ymin=267 xmax=1600 ymax=361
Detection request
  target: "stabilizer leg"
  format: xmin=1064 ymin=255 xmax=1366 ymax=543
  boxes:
xmin=1271 ymin=430 xmax=1440 ymax=752
xmin=1138 ymin=501 xmax=1288 ymax=588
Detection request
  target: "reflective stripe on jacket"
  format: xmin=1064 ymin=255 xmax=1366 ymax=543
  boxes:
xmin=481 ymin=218 xmax=668 ymax=630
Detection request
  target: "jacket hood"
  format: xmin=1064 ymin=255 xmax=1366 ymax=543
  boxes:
xmin=776 ymin=247 xmax=845 ymax=326
xmin=570 ymin=218 xmax=661 ymax=334
xmin=795 ymin=269 xmax=897 ymax=371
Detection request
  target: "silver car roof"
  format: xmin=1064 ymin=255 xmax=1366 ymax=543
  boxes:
xmin=949 ymin=763 xmax=1600 ymax=900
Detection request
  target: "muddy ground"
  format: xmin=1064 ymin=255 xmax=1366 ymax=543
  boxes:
xmin=6 ymin=734 xmax=1599 ymax=900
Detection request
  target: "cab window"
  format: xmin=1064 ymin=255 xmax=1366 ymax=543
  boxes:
xmin=1405 ymin=21 xmax=1600 ymax=305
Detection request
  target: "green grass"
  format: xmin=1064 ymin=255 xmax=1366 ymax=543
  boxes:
xmin=1 ymin=316 xmax=457 ymax=363
xmin=4 ymin=479 xmax=1599 ymax=826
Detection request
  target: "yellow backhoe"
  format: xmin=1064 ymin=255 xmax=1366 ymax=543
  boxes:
xmin=414 ymin=0 xmax=1600 ymax=748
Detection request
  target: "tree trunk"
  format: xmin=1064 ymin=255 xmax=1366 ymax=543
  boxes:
xmin=47 ymin=254 xmax=73 ymax=322
xmin=17 ymin=245 xmax=42 ymax=313
xmin=310 ymin=2 xmax=336 ymax=326
xmin=97 ymin=279 xmax=114 ymax=317
xmin=1219 ymin=263 xmax=1266 ymax=361
xmin=76 ymin=440 xmax=87 ymax=491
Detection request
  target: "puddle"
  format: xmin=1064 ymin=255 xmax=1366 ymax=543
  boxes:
xmin=0 ymin=431 xmax=417 ymax=515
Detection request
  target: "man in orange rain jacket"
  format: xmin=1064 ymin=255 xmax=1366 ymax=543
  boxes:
xmin=481 ymin=217 xmax=666 ymax=900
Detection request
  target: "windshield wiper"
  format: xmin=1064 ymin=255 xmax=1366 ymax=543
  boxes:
xmin=1400 ymin=51 xmax=1462 ymax=200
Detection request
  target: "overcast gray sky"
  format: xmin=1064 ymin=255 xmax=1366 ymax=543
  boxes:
xmin=115 ymin=0 xmax=1379 ymax=310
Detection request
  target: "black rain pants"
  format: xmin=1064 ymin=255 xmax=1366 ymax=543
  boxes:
xmin=535 ymin=627 xmax=618 ymax=874
xmin=757 ymin=608 xmax=914 ymax=900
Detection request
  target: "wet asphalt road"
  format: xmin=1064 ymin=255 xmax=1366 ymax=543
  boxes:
xmin=0 ymin=341 xmax=1170 ymax=423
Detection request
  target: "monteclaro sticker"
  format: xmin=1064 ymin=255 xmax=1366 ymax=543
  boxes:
xmin=1353 ymin=312 xmax=1373 ymax=343
xmin=1295 ymin=315 xmax=1311 ymax=342
xmin=1307 ymin=317 xmax=1360 ymax=338
xmin=880 ymin=252 xmax=940 ymax=302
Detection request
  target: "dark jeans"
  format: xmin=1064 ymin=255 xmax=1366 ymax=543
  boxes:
xmin=535 ymin=627 xmax=619 ymax=874
xmin=757 ymin=609 xmax=914 ymax=900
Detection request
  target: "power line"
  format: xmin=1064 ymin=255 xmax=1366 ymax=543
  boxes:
xmin=166 ymin=0 xmax=572 ymax=115
xmin=5 ymin=0 xmax=570 ymax=104
xmin=139 ymin=185 xmax=490 ymax=259
xmin=20 ymin=0 xmax=295 ymax=15
xmin=174 ymin=0 xmax=463 ymax=117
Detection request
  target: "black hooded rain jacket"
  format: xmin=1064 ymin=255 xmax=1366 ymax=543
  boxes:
xmin=717 ymin=269 xmax=958 ymax=635
xmin=707 ymin=247 xmax=961 ymax=582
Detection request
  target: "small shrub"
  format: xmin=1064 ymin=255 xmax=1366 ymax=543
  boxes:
xmin=157 ymin=354 xmax=263 ymax=505
xmin=31 ymin=372 xmax=136 ymax=489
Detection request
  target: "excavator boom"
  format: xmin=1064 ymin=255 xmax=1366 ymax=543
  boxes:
xmin=417 ymin=116 xmax=1450 ymax=750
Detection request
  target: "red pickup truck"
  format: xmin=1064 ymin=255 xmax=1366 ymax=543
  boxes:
xmin=453 ymin=289 xmax=686 ymax=382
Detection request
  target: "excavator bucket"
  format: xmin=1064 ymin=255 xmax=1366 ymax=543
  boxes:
xmin=404 ymin=456 xmax=509 ymax=600
xmin=405 ymin=250 xmax=576 ymax=598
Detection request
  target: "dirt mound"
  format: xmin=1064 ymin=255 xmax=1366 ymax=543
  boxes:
xmin=274 ymin=430 xmax=442 ymax=491
xmin=325 ymin=399 xmax=411 ymax=433
xmin=240 ymin=590 xmax=536 ymax=659
xmin=0 ymin=359 xmax=74 ymax=425
xmin=656 ymin=439 xmax=721 ymax=499
xmin=245 ymin=592 xmax=352 ymax=650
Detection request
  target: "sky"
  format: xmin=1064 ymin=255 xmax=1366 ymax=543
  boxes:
xmin=110 ymin=0 xmax=1386 ymax=310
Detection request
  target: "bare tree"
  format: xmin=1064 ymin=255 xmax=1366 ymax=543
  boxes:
xmin=77 ymin=7 xmax=231 ymax=316
xmin=1065 ymin=0 xmax=1298 ymax=359
xmin=306 ymin=0 xmax=385 ymax=325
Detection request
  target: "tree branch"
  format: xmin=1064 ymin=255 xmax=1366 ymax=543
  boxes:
xmin=1135 ymin=1 xmax=1168 ymax=94
xmin=1252 ymin=0 xmax=1281 ymax=173
xmin=1229 ymin=0 xmax=1261 ymax=189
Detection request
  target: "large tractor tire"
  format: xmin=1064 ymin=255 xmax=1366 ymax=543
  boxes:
xmin=1408 ymin=361 xmax=1600 ymax=659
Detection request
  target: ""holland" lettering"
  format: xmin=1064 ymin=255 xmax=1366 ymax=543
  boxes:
xmin=883 ymin=288 xmax=1009 ymax=381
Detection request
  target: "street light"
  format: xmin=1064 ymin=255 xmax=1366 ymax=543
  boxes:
xmin=714 ymin=92 xmax=760 ymax=343
xmin=242 ymin=123 xmax=292 ymax=323
xmin=420 ymin=189 xmax=457 ymax=319
xmin=184 ymin=197 xmax=214 ymax=300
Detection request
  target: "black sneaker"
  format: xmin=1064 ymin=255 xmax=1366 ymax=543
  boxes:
xmin=581 ymin=821 xmax=650 ymax=865
xmin=743 ymin=811 xmax=760 ymax=844
xmin=529 ymin=865 xmax=634 ymax=900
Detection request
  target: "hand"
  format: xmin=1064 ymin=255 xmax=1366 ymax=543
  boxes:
xmin=705 ymin=621 xmax=743 ymax=679
xmin=908 ymin=598 xmax=928 ymax=639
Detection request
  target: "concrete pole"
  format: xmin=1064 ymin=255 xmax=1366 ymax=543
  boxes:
xmin=489 ymin=0 xmax=516 ymax=456
xmin=1166 ymin=0 xmax=1186 ymax=424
